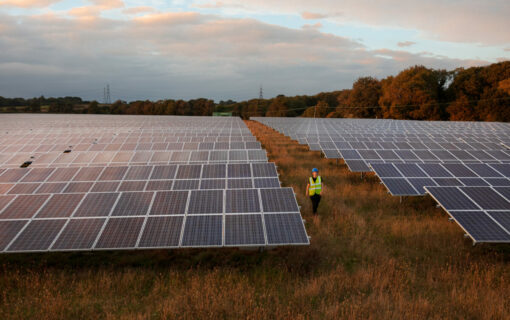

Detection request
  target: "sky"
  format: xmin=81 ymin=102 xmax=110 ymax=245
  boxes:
xmin=0 ymin=0 xmax=509 ymax=102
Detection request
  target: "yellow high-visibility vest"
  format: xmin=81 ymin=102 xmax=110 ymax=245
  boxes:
xmin=309 ymin=176 xmax=322 ymax=196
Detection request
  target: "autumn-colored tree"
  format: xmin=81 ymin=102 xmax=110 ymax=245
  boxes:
xmin=302 ymin=100 xmax=329 ymax=117
xmin=379 ymin=66 xmax=449 ymax=120
xmin=266 ymin=96 xmax=288 ymax=117
xmin=346 ymin=77 xmax=382 ymax=118
xmin=447 ymin=94 xmax=478 ymax=121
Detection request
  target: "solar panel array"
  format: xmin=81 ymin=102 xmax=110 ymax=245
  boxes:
xmin=0 ymin=115 xmax=309 ymax=253
xmin=253 ymin=117 xmax=510 ymax=244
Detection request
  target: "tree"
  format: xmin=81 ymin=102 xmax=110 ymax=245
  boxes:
xmin=447 ymin=94 xmax=478 ymax=121
xmin=266 ymin=97 xmax=288 ymax=117
xmin=379 ymin=66 xmax=449 ymax=120
xmin=346 ymin=77 xmax=382 ymax=118
xmin=28 ymin=99 xmax=41 ymax=113
xmin=87 ymin=101 xmax=100 ymax=114
xmin=302 ymin=100 xmax=329 ymax=118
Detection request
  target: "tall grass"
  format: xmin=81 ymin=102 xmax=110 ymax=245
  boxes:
xmin=0 ymin=120 xmax=508 ymax=319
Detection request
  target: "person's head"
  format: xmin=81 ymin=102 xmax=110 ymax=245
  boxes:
xmin=312 ymin=167 xmax=319 ymax=178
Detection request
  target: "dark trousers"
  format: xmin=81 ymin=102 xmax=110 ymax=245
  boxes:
xmin=310 ymin=194 xmax=321 ymax=214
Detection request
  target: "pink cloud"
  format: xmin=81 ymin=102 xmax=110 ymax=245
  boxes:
xmin=301 ymin=12 xmax=328 ymax=20
xmin=0 ymin=0 xmax=61 ymax=7
xmin=122 ymin=6 xmax=156 ymax=15
xmin=397 ymin=41 xmax=416 ymax=47
xmin=195 ymin=0 xmax=510 ymax=45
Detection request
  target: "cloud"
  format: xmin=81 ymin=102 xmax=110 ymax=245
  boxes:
xmin=301 ymin=12 xmax=328 ymax=20
xmin=397 ymin=41 xmax=416 ymax=47
xmin=122 ymin=6 xmax=156 ymax=15
xmin=0 ymin=11 xmax=488 ymax=101
xmin=0 ymin=0 xmax=61 ymax=8
xmin=302 ymin=22 xmax=323 ymax=30
xmin=193 ymin=0 xmax=510 ymax=45
xmin=68 ymin=0 xmax=124 ymax=18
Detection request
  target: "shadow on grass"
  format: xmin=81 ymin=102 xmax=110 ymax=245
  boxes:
xmin=0 ymin=245 xmax=323 ymax=275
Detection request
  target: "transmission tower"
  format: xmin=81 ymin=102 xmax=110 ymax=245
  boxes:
xmin=103 ymin=84 xmax=111 ymax=104
xmin=106 ymin=84 xmax=111 ymax=104
xmin=256 ymin=84 xmax=263 ymax=115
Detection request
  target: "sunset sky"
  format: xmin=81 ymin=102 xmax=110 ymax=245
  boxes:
xmin=1 ymin=0 xmax=509 ymax=101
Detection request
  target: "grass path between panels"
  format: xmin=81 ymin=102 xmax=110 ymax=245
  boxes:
xmin=0 ymin=120 xmax=509 ymax=319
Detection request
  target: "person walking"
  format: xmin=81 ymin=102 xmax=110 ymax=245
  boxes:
xmin=306 ymin=168 xmax=324 ymax=215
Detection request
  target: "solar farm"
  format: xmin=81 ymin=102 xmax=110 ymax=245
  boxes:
xmin=0 ymin=114 xmax=309 ymax=253
xmin=1 ymin=114 xmax=509 ymax=318
xmin=252 ymin=117 xmax=510 ymax=244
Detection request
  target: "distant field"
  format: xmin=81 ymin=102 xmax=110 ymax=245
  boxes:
xmin=0 ymin=120 xmax=508 ymax=319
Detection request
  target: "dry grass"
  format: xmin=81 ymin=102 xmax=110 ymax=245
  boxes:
xmin=0 ymin=120 xmax=509 ymax=319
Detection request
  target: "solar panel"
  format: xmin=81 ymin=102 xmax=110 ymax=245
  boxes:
xmin=52 ymin=218 xmax=106 ymax=250
xmin=176 ymin=165 xmax=201 ymax=179
xmin=172 ymin=179 xmax=199 ymax=190
xmin=461 ymin=187 xmax=510 ymax=210
xmin=260 ymin=188 xmax=299 ymax=212
xmin=380 ymin=178 xmax=420 ymax=196
xmin=181 ymin=215 xmax=222 ymax=247
xmin=425 ymin=187 xmax=479 ymax=210
xmin=370 ymin=163 xmax=402 ymax=178
xmin=226 ymin=189 xmax=260 ymax=213
xmin=252 ymin=163 xmax=277 ymax=177
xmin=74 ymin=192 xmax=119 ymax=217
xmin=0 ymin=220 xmax=27 ymax=251
xmin=225 ymin=214 xmax=265 ymax=246
xmin=264 ymin=214 xmax=309 ymax=245
xmin=448 ymin=211 xmax=510 ymax=242
xmin=7 ymin=219 xmax=66 ymax=251
xmin=0 ymin=115 xmax=309 ymax=252
xmin=201 ymin=164 xmax=226 ymax=179
xmin=187 ymin=190 xmax=223 ymax=214
xmin=1 ymin=194 xmax=49 ymax=219
xmin=111 ymin=192 xmax=154 ymax=216
xmin=227 ymin=179 xmax=253 ymax=189
xmin=36 ymin=193 xmax=84 ymax=218
xmin=254 ymin=178 xmax=280 ymax=188
xmin=150 ymin=191 xmax=188 ymax=215
xmin=95 ymin=217 xmax=144 ymax=249
xmin=228 ymin=164 xmax=251 ymax=178
xmin=138 ymin=216 xmax=183 ymax=248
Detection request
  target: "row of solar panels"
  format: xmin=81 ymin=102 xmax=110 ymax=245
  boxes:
xmin=254 ymin=117 xmax=510 ymax=131
xmin=311 ymin=140 xmax=505 ymax=152
xmin=371 ymin=163 xmax=510 ymax=196
xmin=426 ymin=187 xmax=510 ymax=242
xmin=0 ymin=177 xmax=281 ymax=195
xmin=0 ymin=141 xmax=262 ymax=154
xmin=0 ymin=114 xmax=251 ymax=127
xmin=0 ymin=150 xmax=268 ymax=168
xmin=253 ymin=117 xmax=510 ymax=244
xmin=330 ymin=148 xmax=510 ymax=173
xmin=0 ymin=188 xmax=309 ymax=252
xmin=0 ymin=115 xmax=311 ymax=252
xmin=0 ymin=163 xmax=278 ymax=183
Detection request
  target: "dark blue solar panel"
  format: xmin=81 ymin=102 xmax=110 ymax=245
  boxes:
xmin=425 ymin=187 xmax=479 ymax=210
xmin=461 ymin=187 xmax=510 ymax=210
xmin=449 ymin=211 xmax=510 ymax=242
xmin=370 ymin=163 xmax=402 ymax=178
xmin=380 ymin=178 xmax=420 ymax=195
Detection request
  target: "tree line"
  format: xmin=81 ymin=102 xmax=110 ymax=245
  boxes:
xmin=1 ymin=61 xmax=509 ymax=121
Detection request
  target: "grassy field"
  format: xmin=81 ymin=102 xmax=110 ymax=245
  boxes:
xmin=0 ymin=120 xmax=509 ymax=319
